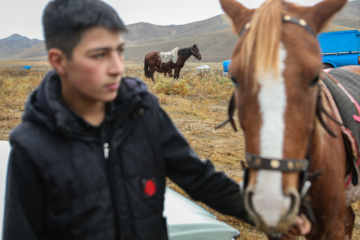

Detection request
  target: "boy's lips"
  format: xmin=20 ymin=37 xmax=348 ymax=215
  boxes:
xmin=105 ymin=82 xmax=120 ymax=91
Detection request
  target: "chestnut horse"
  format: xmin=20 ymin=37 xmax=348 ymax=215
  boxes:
xmin=219 ymin=0 xmax=360 ymax=239
xmin=144 ymin=44 xmax=202 ymax=81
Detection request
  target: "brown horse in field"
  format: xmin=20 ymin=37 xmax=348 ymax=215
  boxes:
xmin=219 ymin=0 xmax=360 ymax=239
xmin=144 ymin=44 xmax=201 ymax=81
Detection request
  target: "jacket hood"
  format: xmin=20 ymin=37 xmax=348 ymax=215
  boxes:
xmin=22 ymin=70 xmax=149 ymax=137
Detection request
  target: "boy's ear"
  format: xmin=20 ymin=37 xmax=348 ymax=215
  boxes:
xmin=48 ymin=48 xmax=68 ymax=75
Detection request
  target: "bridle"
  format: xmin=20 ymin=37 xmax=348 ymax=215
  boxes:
xmin=216 ymin=15 xmax=340 ymax=230
xmin=190 ymin=45 xmax=201 ymax=58
xmin=239 ymin=14 xmax=316 ymax=37
xmin=245 ymin=153 xmax=309 ymax=172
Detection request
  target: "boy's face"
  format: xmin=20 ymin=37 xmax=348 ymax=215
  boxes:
xmin=61 ymin=27 xmax=125 ymax=103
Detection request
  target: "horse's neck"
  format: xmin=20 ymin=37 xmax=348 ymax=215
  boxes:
xmin=178 ymin=48 xmax=192 ymax=61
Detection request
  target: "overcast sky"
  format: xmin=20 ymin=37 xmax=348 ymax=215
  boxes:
xmin=0 ymin=0 xmax=331 ymax=40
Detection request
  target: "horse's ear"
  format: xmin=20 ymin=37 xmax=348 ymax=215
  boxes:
xmin=220 ymin=0 xmax=254 ymax=35
xmin=307 ymin=0 xmax=347 ymax=33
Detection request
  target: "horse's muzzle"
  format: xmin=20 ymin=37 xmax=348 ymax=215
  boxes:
xmin=244 ymin=186 xmax=301 ymax=234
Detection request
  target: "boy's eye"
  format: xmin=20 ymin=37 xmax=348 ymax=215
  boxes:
xmin=93 ymin=53 xmax=105 ymax=59
xmin=118 ymin=48 xmax=124 ymax=54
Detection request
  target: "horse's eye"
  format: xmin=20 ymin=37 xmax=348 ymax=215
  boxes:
xmin=309 ymin=75 xmax=319 ymax=87
xmin=231 ymin=76 xmax=240 ymax=88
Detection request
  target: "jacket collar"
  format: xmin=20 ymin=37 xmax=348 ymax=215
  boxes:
xmin=22 ymin=71 xmax=149 ymax=140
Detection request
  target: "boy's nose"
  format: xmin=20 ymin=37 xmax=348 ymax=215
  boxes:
xmin=109 ymin=53 xmax=124 ymax=76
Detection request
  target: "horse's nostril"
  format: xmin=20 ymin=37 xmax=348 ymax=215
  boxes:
xmin=245 ymin=189 xmax=258 ymax=218
xmin=247 ymin=191 xmax=254 ymax=210
xmin=284 ymin=190 xmax=300 ymax=219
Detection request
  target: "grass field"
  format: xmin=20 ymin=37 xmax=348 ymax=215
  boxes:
xmin=1 ymin=61 xmax=360 ymax=239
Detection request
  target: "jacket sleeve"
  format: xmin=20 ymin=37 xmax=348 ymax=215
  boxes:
xmin=2 ymin=143 xmax=46 ymax=240
xmin=159 ymin=108 xmax=253 ymax=224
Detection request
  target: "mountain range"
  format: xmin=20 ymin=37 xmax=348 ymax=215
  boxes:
xmin=1 ymin=0 xmax=359 ymax=62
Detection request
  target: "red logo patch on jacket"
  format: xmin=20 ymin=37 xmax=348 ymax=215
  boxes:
xmin=143 ymin=179 xmax=156 ymax=197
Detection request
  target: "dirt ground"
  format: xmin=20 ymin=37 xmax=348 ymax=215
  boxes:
xmin=1 ymin=64 xmax=360 ymax=239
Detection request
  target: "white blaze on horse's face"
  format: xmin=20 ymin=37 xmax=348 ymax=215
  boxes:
xmin=252 ymin=43 xmax=290 ymax=227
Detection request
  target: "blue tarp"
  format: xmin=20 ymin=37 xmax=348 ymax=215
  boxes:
xmin=22 ymin=66 xmax=31 ymax=70
xmin=223 ymin=60 xmax=231 ymax=72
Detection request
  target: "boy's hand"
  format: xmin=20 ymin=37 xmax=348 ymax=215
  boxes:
xmin=282 ymin=214 xmax=311 ymax=240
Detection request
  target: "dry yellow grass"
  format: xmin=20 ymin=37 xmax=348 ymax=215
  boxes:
xmin=1 ymin=62 xmax=360 ymax=239
xmin=0 ymin=65 xmax=49 ymax=139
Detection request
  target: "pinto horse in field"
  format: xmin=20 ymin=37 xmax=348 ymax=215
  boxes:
xmin=144 ymin=44 xmax=201 ymax=81
xmin=218 ymin=0 xmax=360 ymax=239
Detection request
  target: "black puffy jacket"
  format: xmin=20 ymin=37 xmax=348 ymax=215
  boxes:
xmin=3 ymin=71 xmax=250 ymax=240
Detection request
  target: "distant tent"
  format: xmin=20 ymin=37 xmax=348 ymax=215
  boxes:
xmin=22 ymin=66 xmax=31 ymax=70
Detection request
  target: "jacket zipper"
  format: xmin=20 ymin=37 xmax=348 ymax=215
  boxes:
xmin=104 ymin=142 xmax=109 ymax=159
xmin=103 ymin=141 xmax=122 ymax=239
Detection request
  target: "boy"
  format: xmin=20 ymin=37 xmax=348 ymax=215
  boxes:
xmin=2 ymin=0 xmax=310 ymax=239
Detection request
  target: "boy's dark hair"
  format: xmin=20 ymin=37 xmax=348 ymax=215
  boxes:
xmin=42 ymin=0 xmax=127 ymax=59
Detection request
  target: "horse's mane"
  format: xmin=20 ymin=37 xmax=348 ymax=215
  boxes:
xmin=240 ymin=0 xmax=283 ymax=83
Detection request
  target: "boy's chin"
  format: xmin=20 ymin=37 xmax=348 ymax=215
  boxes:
xmin=104 ymin=95 xmax=118 ymax=102
xmin=98 ymin=93 xmax=118 ymax=103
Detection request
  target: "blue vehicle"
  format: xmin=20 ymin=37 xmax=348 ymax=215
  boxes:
xmin=223 ymin=30 xmax=360 ymax=72
xmin=318 ymin=30 xmax=360 ymax=68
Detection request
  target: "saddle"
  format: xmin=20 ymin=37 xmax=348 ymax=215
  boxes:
xmin=321 ymin=68 xmax=360 ymax=187
xmin=159 ymin=47 xmax=179 ymax=65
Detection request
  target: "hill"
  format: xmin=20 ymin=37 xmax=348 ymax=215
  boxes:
xmin=124 ymin=14 xmax=236 ymax=62
xmin=323 ymin=0 xmax=360 ymax=31
xmin=0 ymin=41 xmax=46 ymax=60
xmin=125 ymin=15 xmax=231 ymax=45
xmin=0 ymin=34 xmax=43 ymax=60
xmin=0 ymin=0 xmax=359 ymax=62
xmin=0 ymin=34 xmax=41 ymax=51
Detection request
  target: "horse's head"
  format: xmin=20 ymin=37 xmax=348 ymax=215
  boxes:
xmin=220 ymin=0 xmax=347 ymax=235
xmin=191 ymin=44 xmax=202 ymax=60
